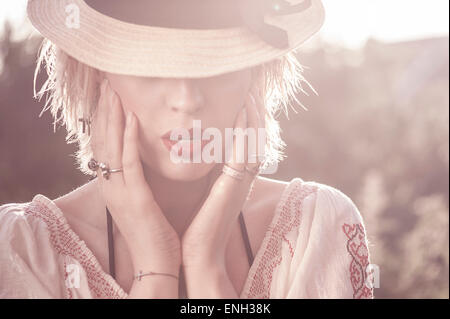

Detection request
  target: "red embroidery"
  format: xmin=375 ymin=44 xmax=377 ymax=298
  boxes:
xmin=246 ymin=181 xmax=318 ymax=298
xmin=25 ymin=199 xmax=127 ymax=299
xmin=342 ymin=223 xmax=373 ymax=299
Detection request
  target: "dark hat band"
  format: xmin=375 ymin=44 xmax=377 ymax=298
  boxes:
xmin=84 ymin=0 xmax=312 ymax=49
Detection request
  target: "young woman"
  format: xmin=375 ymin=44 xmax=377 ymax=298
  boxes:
xmin=0 ymin=0 xmax=373 ymax=299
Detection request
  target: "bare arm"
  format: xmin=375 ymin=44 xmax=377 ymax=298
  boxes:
xmin=127 ymin=259 xmax=180 ymax=299
xmin=125 ymin=219 xmax=181 ymax=299
xmin=92 ymin=79 xmax=182 ymax=299
xmin=183 ymin=261 xmax=238 ymax=299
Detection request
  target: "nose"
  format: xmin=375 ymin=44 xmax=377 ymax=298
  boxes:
xmin=165 ymin=79 xmax=204 ymax=115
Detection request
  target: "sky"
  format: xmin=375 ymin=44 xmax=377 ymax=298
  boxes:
xmin=0 ymin=0 xmax=448 ymax=49
xmin=320 ymin=0 xmax=449 ymax=48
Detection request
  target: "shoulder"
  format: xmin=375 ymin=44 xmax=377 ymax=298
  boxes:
xmin=246 ymin=176 xmax=364 ymax=225
xmin=241 ymin=177 xmax=374 ymax=299
xmin=243 ymin=176 xmax=290 ymax=230
xmin=294 ymin=180 xmax=370 ymax=253
xmin=272 ymin=178 xmax=365 ymax=226
xmin=244 ymin=176 xmax=290 ymax=212
xmin=0 ymin=195 xmax=80 ymax=265
xmin=0 ymin=198 xmax=69 ymax=298
xmin=243 ymin=176 xmax=311 ymax=227
xmin=304 ymin=180 xmax=364 ymax=224
xmin=248 ymin=177 xmax=369 ymax=256
xmin=0 ymin=196 xmax=62 ymax=254
xmin=293 ymin=181 xmax=373 ymax=298
xmin=0 ymin=199 xmax=45 ymax=241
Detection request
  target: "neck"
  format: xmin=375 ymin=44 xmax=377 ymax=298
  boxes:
xmin=88 ymin=165 xmax=221 ymax=238
xmin=141 ymin=166 xmax=218 ymax=237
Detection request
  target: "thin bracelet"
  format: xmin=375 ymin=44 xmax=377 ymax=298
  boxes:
xmin=134 ymin=270 xmax=179 ymax=281
xmin=222 ymin=164 xmax=245 ymax=180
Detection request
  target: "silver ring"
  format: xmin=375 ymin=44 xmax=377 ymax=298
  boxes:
xmin=99 ymin=163 xmax=123 ymax=180
xmin=222 ymin=164 xmax=245 ymax=181
xmin=88 ymin=158 xmax=123 ymax=180
xmin=108 ymin=168 xmax=123 ymax=173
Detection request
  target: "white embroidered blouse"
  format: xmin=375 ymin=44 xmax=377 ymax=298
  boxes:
xmin=0 ymin=177 xmax=374 ymax=299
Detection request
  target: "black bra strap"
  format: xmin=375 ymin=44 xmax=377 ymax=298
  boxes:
xmin=88 ymin=175 xmax=117 ymax=279
xmin=106 ymin=209 xmax=254 ymax=280
xmin=106 ymin=207 xmax=116 ymax=279
xmin=97 ymin=164 xmax=254 ymax=280
xmin=239 ymin=211 xmax=254 ymax=266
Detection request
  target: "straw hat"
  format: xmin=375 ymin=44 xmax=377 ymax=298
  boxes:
xmin=27 ymin=0 xmax=325 ymax=78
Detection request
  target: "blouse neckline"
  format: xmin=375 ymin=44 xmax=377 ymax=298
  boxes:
xmin=239 ymin=177 xmax=302 ymax=298
xmin=30 ymin=177 xmax=302 ymax=299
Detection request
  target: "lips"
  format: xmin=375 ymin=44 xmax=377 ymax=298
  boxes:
xmin=161 ymin=127 xmax=211 ymax=153
xmin=161 ymin=137 xmax=211 ymax=155
xmin=162 ymin=127 xmax=200 ymax=140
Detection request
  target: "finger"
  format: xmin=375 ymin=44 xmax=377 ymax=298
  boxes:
xmin=247 ymin=92 xmax=267 ymax=170
xmin=90 ymin=79 xmax=113 ymax=183
xmin=246 ymin=92 xmax=262 ymax=170
xmin=250 ymin=85 xmax=265 ymax=128
xmin=204 ymin=97 xmax=253 ymax=229
xmin=104 ymin=81 xmax=126 ymax=185
xmin=250 ymin=86 xmax=267 ymax=167
xmin=90 ymin=79 xmax=108 ymax=161
xmin=225 ymin=100 xmax=248 ymax=174
xmin=122 ymin=111 xmax=155 ymax=202
xmin=202 ymin=95 xmax=255 ymax=237
xmin=96 ymin=80 xmax=116 ymax=184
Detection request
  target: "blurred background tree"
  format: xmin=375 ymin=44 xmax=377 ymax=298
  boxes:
xmin=0 ymin=14 xmax=448 ymax=298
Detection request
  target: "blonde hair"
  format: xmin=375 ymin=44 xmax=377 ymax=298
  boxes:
xmin=34 ymin=38 xmax=313 ymax=176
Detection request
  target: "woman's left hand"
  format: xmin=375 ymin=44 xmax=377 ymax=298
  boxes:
xmin=180 ymin=85 xmax=266 ymax=297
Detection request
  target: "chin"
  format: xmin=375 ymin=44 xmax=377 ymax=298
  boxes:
xmin=142 ymin=154 xmax=217 ymax=182
xmin=163 ymin=162 xmax=216 ymax=181
xmin=139 ymin=138 xmax=220 ymax=181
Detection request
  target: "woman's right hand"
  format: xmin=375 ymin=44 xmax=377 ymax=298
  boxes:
xmin=90 ymin=78 xmax=181 ymax=274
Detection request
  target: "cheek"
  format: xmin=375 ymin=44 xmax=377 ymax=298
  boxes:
xmin=213 ymin=92 xmax=247 ymax=130
xmin=205 ymin=70 xmax=252 ymax=119
xmin=107 ymin=79 xmax=160 ymax=119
